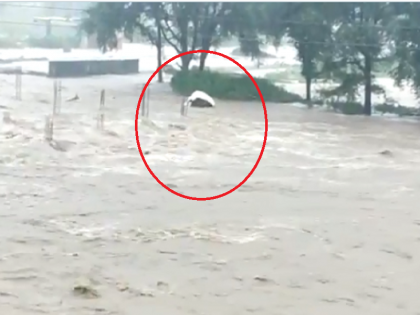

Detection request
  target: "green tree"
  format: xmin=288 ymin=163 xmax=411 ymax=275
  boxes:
xmin=287 ymin=3 xmax=333 ymax=103
xmin=159 ymin=2 xmax=233 ymax=70
xmin=83 ymin=2 xmax=236 ymax=71
xmin=126 ymin=3 xmax=164 ymax=82
xmin=83 ymin=2 xmax=165 ymax=82
xmin=318 ymin=3 xmax=392 ymax=115
xmin=82 ymin=2 xmax=127 ymax=51
xmin=230 ymin=4 xmax=265 ymax=60
xmin=388 ymin=3 xmax=420 ymax=97
xmin=227 ymin=3 xmax=299 ymax=61
xmin=195 ymin=3 xmax=234 ymax=70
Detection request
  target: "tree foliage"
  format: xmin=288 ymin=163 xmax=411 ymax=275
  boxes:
xmin=83 ymin=2 xmax=236 ymax=70
xmin=318 ymin=3 xmax=393 ymax=115
xmin=287 ymin=3 xmax=334 ymax=103
xmin=83 ymin=2 xmax=420 ymax=116
xmin=388 ymin=3 xmax=420 ymax=97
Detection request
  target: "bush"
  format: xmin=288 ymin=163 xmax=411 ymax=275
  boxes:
xmin=325 ymin=100 xmax=420 ymax=116
xmin=375 ymin=103 xmax=420 ymax=116
xmin=170 ymin=69 xmax=303 ymax=103
xmin=326 ymin=101 xmax=365 ymax=115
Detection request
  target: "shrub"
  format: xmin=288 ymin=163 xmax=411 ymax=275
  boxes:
xmin=170 ymin=69 xmax=303 ymax=103
xmin=327 ymin=101 xmax=365 ymax=115
xmin=325 ymin=101 xmax=420 ymax=116
xmin=375 ymin=103 xmax=420 ymax=116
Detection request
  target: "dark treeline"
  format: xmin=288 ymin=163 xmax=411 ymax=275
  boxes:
xmin=83 ymin=2 xmax=420 ymax=116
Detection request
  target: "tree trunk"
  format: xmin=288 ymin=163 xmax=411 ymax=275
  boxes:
xmin=156 ymin=19 xmax=163 ymax=83
xmin=181 ymin=55 xmax=190 ymax=70
xmin=305 ymin=75 xmax=312 ymax=104
xmin=301 ymin=51 xmax=313 ymax=108
xmin=199 ymin=53 xmax=208 ymax=71
xmin=363 ymin=55 xmax=372 ymax=116
xmin=199 ymin=37 xmax=211 ymax=71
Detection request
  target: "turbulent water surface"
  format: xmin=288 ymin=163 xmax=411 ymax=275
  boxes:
xmin=1 ymin=74 xmax=420 ymax=314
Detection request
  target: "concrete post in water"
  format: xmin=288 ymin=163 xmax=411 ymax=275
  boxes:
xmin=3 ymin=112 xmax=11 ymax=123
xmin=53 ymin=80 xmax=62 ymax=115
xmin=180 ymin=97 xmax=188 ymax=117
xmin=44 ymin=115 xmax=53 ymax=142
xmin=141 ymin=84 xmax=149 ymax=118
xmin=97 ymin=89 xmax=105 ymax=130
xmin=15 ymin=67 xmax=22 ymax=100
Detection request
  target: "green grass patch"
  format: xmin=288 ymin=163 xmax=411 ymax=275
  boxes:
xmin=325 ymin=101 xmax=365 ymax=115
xmin=170 ymin=69 xmax=303 ymax=103
xmin=322 ymin=101 xmax=420 ymax=116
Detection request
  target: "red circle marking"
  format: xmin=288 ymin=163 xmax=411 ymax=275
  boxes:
xmin=135 ymin=49 xmax=268 ymax=201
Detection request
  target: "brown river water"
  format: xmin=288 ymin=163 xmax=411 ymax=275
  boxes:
xmin=0 ymin=74 xmax=420 ymax=314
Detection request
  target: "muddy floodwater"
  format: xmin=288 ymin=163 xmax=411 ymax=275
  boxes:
xmin=1 ymin=73 xmax=420 ymax=314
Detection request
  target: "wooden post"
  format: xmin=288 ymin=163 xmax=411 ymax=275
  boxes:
xmin=3 ymin=112 xmax=11 ymax=123
xmin=97 ymin=89 xmax=105 ymax=130
xmin=53 ymin=80 xmax=61 ymax=115
xmin=141 ymin=84 xmax=149 ymax=117
xmin=44 ymin=115 xmax=53 ymax=142
xmin=181 ymin=97 xmax=188 ymax=116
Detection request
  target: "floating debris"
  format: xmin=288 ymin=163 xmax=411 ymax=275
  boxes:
xmin=3 ymin=112 xmax=13 ymax=124
xmin=379 ymin=149 xmax=393 ymax=156
xmin=48 ymin=140 xmax=74 ymax=152
xmin=168 ymin=123 xmax=187 ymax=131
xmin=254 ymin=276 xmax=272 ymax=283
xmin=116 ymin=282 xmax=129 ymax=292
xmin=103 ymin=130 xmax=119 ymax=137
xmin=66 ymin=94 xmax=79 ymax=102
xmin=73 ymin=278 xmax=100 ymax=299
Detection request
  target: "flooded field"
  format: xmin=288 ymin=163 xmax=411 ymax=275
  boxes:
xmin=1 ymin=73 xmax=420 ymax=314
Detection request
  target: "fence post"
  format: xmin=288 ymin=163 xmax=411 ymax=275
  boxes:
xmin=44 ymin=115 xmax=53 ymax=142
xmin=181 ymin=97 xmax=188 ymax=117
xmin=3 ymin=111 xmax=11 ymax=123
xmin=15 ymin=67 xmax=22 ymax=100
xmin=53 ymin=80 xmax=62 ymax=115
xmin=141 ymin=84 xmax=149 ymax=118
xmin=97 ymin=89 xmax=105 ymax=130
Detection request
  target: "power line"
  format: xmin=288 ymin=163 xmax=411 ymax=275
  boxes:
xmin=0 ymin=3 xmax=419 ymax=33
xmin=0 ymin=12 xmax=417 ymax=53
xmin=0 ymin=19 xmax=415 ymax=53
